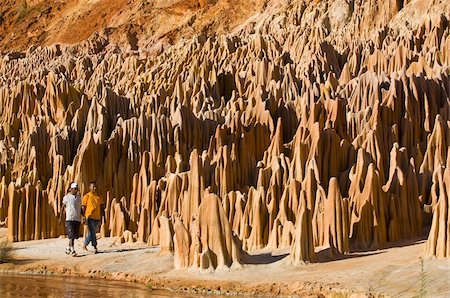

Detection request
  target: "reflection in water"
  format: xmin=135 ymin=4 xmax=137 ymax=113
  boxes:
xmin=0 ymin=273 xmax=221 ymax=297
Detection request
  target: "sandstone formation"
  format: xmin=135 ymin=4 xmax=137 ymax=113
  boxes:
xmin=1 ymin=0 xmax=450 ymax=270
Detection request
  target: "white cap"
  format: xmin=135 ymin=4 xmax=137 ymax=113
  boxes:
xmin=70 ymin=182 xmax=78 ymax=189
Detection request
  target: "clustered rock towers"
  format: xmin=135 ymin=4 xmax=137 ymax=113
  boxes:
xmin=1 ymin=1 xmax=450 ymax=269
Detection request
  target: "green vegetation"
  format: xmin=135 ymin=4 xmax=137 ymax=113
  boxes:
xmin=0 ymin=237 xmax=12 ymax=263
xmin=366 ymin=274 xmax=386 ymax=297
xmin=418 ymin=257 xmax=427 ymax=298
xmin=16 ymin=0 xmax=29 ymax=22
xmin=146 ymin=283 xmax=153 ymax=291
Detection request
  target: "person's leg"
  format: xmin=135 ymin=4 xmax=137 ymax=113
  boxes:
xmin=84 ymin=218 xmax=96 ymax=248
xmin=82 ymin=220 xmax=88 ymax=250
xmin=91 ymin=220 xmax=101 ymax=249
xmin=69 ymin=238 xmax=74 ymax=249
xmin=67 ymin=222 xmax=79 ymax=255
xmin=66 ymin=238 xmax=71 ymax=254
xmin=72 ymin=221 xmax=80 ymax=253
xmin=65 ymin=221 xmax=72 ymax=254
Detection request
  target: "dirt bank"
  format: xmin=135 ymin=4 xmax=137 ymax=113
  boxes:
xmin=0 ymin=0 xmax=267 ymax=52
xmin=0 ymin=229 xmax=448 ymax=297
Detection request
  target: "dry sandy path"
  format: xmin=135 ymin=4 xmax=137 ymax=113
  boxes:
xmin=0 ymin=229 xmax=449 ymax=297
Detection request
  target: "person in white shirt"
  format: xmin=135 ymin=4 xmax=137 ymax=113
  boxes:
xmin=59 ymin=182 xmax=82 ymax=256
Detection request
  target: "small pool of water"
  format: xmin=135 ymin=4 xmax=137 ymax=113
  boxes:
xmin=0 ymin=273 xmax=225 ymax=297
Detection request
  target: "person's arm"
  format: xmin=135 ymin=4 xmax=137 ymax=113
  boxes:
xmin=81 ymin=195 xmax=87 ymax=223
xmin=100 ymin=196 xmax=105 ymax=219
xmin=59 ymin=202 xmax=65 ymax=224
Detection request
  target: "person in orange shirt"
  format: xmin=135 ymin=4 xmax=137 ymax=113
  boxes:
xmin=82 ymin=181 xmax=105 ymax=253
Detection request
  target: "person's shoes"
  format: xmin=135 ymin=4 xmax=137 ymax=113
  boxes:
xmin=82 ymin=245 xmax=88 ymax=252
xmin=93 ymin=247 xmax=98 ymax=254
xmin=71 ymin=250 xmax=77 ymax=257
xmin=65 ymin=247 xmax=71 ymax=255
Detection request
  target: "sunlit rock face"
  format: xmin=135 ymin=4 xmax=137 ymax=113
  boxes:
xmin=1 ymin=0 xmax=450 ymax=269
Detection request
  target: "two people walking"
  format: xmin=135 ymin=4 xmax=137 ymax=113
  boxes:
xmin=60 ymin=181 xmax=105 ymax=256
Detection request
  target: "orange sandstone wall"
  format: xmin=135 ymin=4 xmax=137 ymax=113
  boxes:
xmin=0 ymin=1 xmax=450 ymax=269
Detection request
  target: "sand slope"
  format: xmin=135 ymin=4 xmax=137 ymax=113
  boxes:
xmin=1 ymin=228 xmax=449 ymax=297
xmin=0 ymin=0 xmax=267 ymax=52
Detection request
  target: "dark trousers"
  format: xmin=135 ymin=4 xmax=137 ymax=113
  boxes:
xmin=84 ymin=218 xmax=101 ymax=248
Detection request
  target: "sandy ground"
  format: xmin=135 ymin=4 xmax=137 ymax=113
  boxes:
xmin=0 ymin=228 xmax=449 ymax=297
